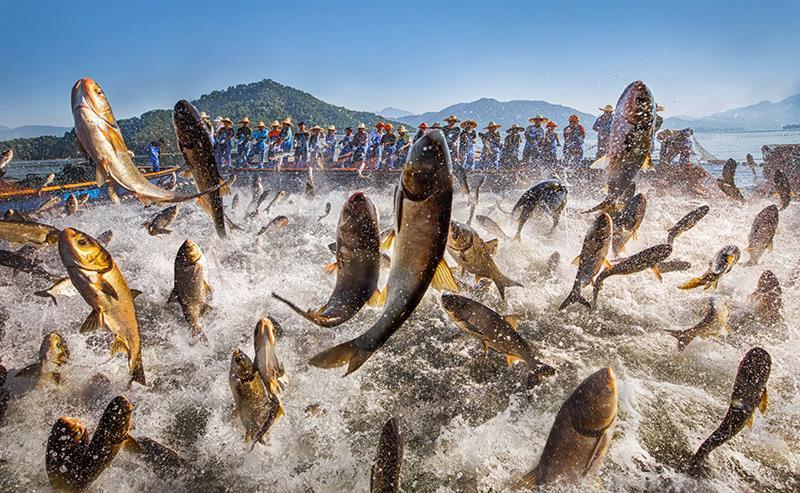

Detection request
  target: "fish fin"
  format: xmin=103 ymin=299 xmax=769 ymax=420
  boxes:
xmin=678 ymin=276 xmax=706 ymax=290
xmin=33 ymin=289 xmax=58 ymax=306
xmin=603 ymin=258 xmax=613 ymax=269
xmin=590 ymin=155 xmax=610 ymax=170
xmin=746 ymin=413 xmax=755 ymax=429
xmin=129 ymin=355 xmax=146 ymax=386
xmin=571 ymin=255 xmax=581 ymax=266
xmin=711 ymin=279 xmax=719 ymax=290
xmin=652 ymin=266 xmax=663 ymax=282
xmin=309 ymin=337 xmax=375 ymax=376
xmin=167 ymin=288 xmax=177 ymax=304
xmin=218 ymin=178 xmax=231 ymax=196
xmin=494 ymin=273 xmax=523 ymax=300
xmin=93 ymin=275 xmax=119 ymax=301
xmin=512 ymin=469 xmax=539 ymax=490
xmin=323 ymin=262 xmax=338 ymax=274
xmin=380 ymin=229 xmax=395 ymax=250
xmin=366 ymin=287 xmax=387 ymax=308
xmin=196 ymin=196 xmax=214 ymax=218
xmin=130 ymin=289 xmax=143 ymax=299
xmin=585 ymin=427 xmax=613 ymax=477
xmin=123 ymin=436 xmax=143 ymax=454
xmin=485 ymin=239 xmax=499 ymax=255
xmin=80 ymin=309 xmax=105 ymax=333
xmin=768 ymin=241 xmax=773 ymax=252
xmin=641 ymin=154 xmax=652 ymax=171
xmin=504 ymin=315 xmax=520 ymax=330
xmin=481 ymin=341 xmax=489 ymax=354
xmin=559 ymin=283 xmax=591 ymax=310
xmin=200 ymin=303 xmax=213 ymax=316
xmin=111 ymin=336 xmax=129 ymax=356
xmin=431 ymin=260 xmax=459 ymax=293
xmin=506 ymin=354 xmax=524 ymax=366
xmin=632 ymin=230 xmax=638 ymax=241
xmin=759 ymin=388 xmax=768 ymax=414
xmin=271 ymin=292 xmax=314 ymax=321
xmin=15 ymin=363 xmax=41 ymax=378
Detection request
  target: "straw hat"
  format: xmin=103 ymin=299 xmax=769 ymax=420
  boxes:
xmin=546 ymin=121 xmax=558 ymax=128
xmin=271 ymin=120 xmax=280 ymax=127
xmin=221 ymin=118 xmax=233 ymax=124
xmin=506 ymin=124 xmax=524 ymax=133
xmin=460 ymin=119 xmax=477 ymax=129
xmin=599 ymin=105 xmax=614 ymax=112
xmin=384 ymin=123 xmax=394 ymax=130
xmin=485 ymin=121 xmax=501 ymax=130
xmin=398 ymin=126 xmax=408 ymax=134
xmin=239 ymin=117 xmax=250 ymax=124
xmin=282 ymin=117 xmax=293 ymax=126
xmin=310 ymin=125 xmax=323 ymax=132
xmin=568 ymin=114 xmax=579 ymax=122
xmin=213 ymin=116 xmax=223 ymax=122
xmin=444 ymin=114 xmax=459 ymax=123
xmin=656 ymin=104 xmax=666 ymax=112
xmin=357 ymin=123 xmax=366 ymax=130
xmin=327 ymin=125 xmax=336 ymax=131
xmin=257 ymin=121 xmax=266 ymax=128
xmin=418 ymin=122 xmax=429 ymax=129
xmin=200 ymin=112 xmax=210 ymax=119
xmin=528 ymin=114 xmax=546 ymax=123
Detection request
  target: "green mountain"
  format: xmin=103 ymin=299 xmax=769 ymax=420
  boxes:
xmin=1 ymin=79 xmax=399 ymax=161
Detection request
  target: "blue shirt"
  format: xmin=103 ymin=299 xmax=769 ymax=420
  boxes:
xmin=146 ymin=144 xmax=160 ymax=166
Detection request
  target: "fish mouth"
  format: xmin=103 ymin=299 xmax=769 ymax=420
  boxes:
xmin=348 ymin=191 xmax=366 ymax=203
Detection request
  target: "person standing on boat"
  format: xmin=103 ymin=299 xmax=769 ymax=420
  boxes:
xmin=324 ymin=126 xmax=337 ymax=166
xmin=267 ymin=121 xmax=281 ymax=167
xmin=236 ymin=117 xmax=253 ymax=166
xmin=592 ymin=105 xmax=613 ymax=159
xmin=351 ymin=123 xmax=369 ymax=165
xmin=308 ymin=125 xmax=324 ymax=166
xmin=458 ymin=120 xmax=478 ymax=170
xmin=367 ymin=122 xmax=384 ymax=165
xmin=216 ymin=118 xmax=235 ymax=169
xmin=379 ymin=123 xmax=397 ymax=169
xmin=562 ymin=115 xmax=586 ymax=167
xmin=479 ymin=122 xmax=503 ymax=169
xmin=413 ymin=122 xmax=428 ymax=144
xmin=338 ymin=127 xmax=354 ymax=166
xmin=146 ymin=138 xmax=164 ymax=172
xmin=200 ymin=112 xmax=214 ymax=144
xmin=276 ymin=117 xmax=294 ymax=167
xmin=395 ymin=126 xmax=410 ymax=165
xmin=293 ymin=121 xmax=309 ymax=166
xmin=543 ymin=121 xmax=560 ymax=171
xmin=500 ymin=124 xmax=524 ymax=168
xmin=249 ymin=121 xmax=269 ymax=168
xmin=522 ymin=115 xmax=546 ymax=168
xmin=442 ymin=115 xmax=461 ymax=158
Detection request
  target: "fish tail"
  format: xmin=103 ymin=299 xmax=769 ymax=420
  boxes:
xmin=592 ymin=276 xmax=606 ymax=306
xmin=129 ymin=353 xmax=146 ymax=386
xmin=527 ymin=362 xmax=557 ymax=386
xmin=494 ymin=273 xmax=524 ymax=300
xmin=559 ymin=281 xmax=591 ymax=310
xmin=665 ymin=329 xmax=692 ymax=351
xmin=511 ymin=468 xmax=539 ymax=490
xmin=309 ymin=336 xmax=375 ymax=376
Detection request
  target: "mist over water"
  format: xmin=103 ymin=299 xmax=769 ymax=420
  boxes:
xmin=0 ymin=171 xmax=798 ymax=492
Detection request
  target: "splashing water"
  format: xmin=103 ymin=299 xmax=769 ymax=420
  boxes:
xmin=0 ymin=174 xmax=798 ymax=492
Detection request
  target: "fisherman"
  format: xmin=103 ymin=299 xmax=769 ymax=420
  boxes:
xmin=267 ymin=120 xmax=281 ymax=166
xmin=523 ymin=115 xmax=547 ymax=168
xmin=380 ymin=123 xmax=398 ymax=168
xmin=213 ymin=116 xmax=224 ymax=134
xmin=592 ymin=105 xmax=613 ymax=158
xmin=200 ymin=111 xmax=214 ymax=143
xmin=458 ymin=120 xmax=478 ymax=169
xmin=500 ymin=124 xmax=524 ymax=168
xmin=655 ymin=105 xmax=665 ymax=132
xmin=293 ymin=121 xmax=309 ymax=166
xmin=543 ymin=120 xmax=560 ymax=170
xmin=339 ymin=127 xmax=354 ymax=166
xmin=479 ymin=121 xmax=503 ymax=169
xmin=367 ymin=122 xmax=385 ymax=164
xmin=215 ymin=118 xmax=235 ymax=169
xmin=146 ymin=138 xmax=164 ymax=172
xmin=351 ymin=123 xmax=369 ymax=165
xmin=562 ymin=115 xmax=586 ymax=167
xmin=236 ymin=117 xmax=252 ymax=166
xmin=413 ymin=122 xmax=428 ymax=143
xmin=660 ymin=128 xmax=694 ymax=167
xmin=395 ymin=126 xmax=410 ymax=164
xmin=278 ymin=117 xmax=294 ymax=167
xmin=324 ymin=126 xmax=337 ymax=166
xmin=308 ymin=125 xmax=324 ymax=165
xmin=249 ymin=121 xmax=269 ymax=168
xmin=442 ymin=115 xmax=461 ymax=158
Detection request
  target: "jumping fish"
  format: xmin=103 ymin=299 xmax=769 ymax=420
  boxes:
xmin=511 ymin=179 xmax=568 ymax=240
xmin=66 ymin=194 xmax=79 ymax=215
xmin=666 ymin=205 xmax=709 ymax=245
xmin=317 ymin=202 xmax=332 ymax=222
xmin=666 ymin=298 xmax=730 ymax=350
xmin=46 ymin=395 xmax=133 ymax=492
xmin=124 ymin=436 xmax=190 ymax=477
xmin=34 ymin=276 xmax=80 ymax=305
xmin=0 ymin=248 xmax=59 ymax=280
xmin=750 ymin=270 xmax=782 ymax=325
xmin=475 ymin=214 xmax=511 ymax=241
xmin=592 ymin=244 xmax=672 ymax=305
xmin=11 ymin=331 xmax=70 ymax=385
xmin=37 ymin=173 xmax=56 ymax=195
xmin=745 ymin=153 xmax=757 ymax=179
xmin=773 ymin=169 xmax=791 ymax=210
xmin=678 ymin=245 xmax=739 ymax=290
xmin=717 ymin=159 xmax=744 ymax=202
xmin=447 ymin=220 xmax=522 ymax=299
xmin=251 ymin=318 xmax=286 ymax=446
xmin=655 ymin=259 xmax=692 ymax=274
xmin=512 ymin=368 xmax=618 ymax=489
xmin=560 ymin=213 xmax=613 ymax=310
xmin=688 ymin=347 xmax=770 ymax=475
xmin=610 ymin=192 xmax=646 ymax=256
xmin=309 ymin=131 xmax=456 ymax=375
xmin=58 ymin=228 xmax=145 ymax=385
xmin=371 ymin=417 xmax=404 ymax=493
xmin=263 ymin=190 xmax=286 ymax=215
xmin=144 ymin=205 xmax=179 ymax=236
xmin=168 ymin=240 xmax=212 ymax=340
xmin=229 ymin=349 xmax=282 ymax=446
xmin=173 ymin=99 xmax=229 ymax=238
xmin=273 ymin=192 xmax=381 ymax=327
xmin=745 ymin=205 xmax=778 ymax=265
xmin=72 ymin=78 xmax=219 ymax=205
xmin=257 ymin=215 xmax=289 ymax=236
xmin=441 ymin=294 xmax=555 ymax=380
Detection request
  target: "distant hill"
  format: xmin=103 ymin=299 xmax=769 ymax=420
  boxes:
xmin=0 ymin=125 xmax=72 ymax=140
xmin=377 ymin=107 xmax=414 ymax=119
xmin=397 ymin=98 xmax=596 ymax=129
xmin=0 ymin=79 xmax=401 ymax=161
xmin=663 ymin=94 xmax=800 ymax=132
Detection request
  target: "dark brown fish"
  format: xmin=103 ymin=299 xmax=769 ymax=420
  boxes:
xmin=750 ymin=270 xmax=782 ymax=325
xmin=145 ymin=205 xmax=179 ymax=236
xmin=678 ymin=245 xmax=739 ymax=290
xmin=610 ymin=192 xmax=646 ymax=256
xmin=593 ymin=244 xmax=672 ymax=305
xmin=773 ymin=169 xmax=790 ymax=210
xmin=666 ymin=205 xmax=709 ymax=246
xmin=745 ymin=205 xmax=778 ymax=265
xmin=665 ymin=298 xmax=730 ymax=350
xmin=371 ymin=417 xmax=404 ymax=493
xmin=560 ymin=213 xmax=612 ymax=310
xmin=511 ymin=179 xmax=568 ymax=240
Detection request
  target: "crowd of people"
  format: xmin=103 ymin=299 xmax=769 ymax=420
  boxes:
xmin=145 ymin=105 xmax=671 ymax=171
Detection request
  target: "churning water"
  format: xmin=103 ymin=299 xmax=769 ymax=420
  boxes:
xmin=0 ymin=169 xmax=798 ymax=492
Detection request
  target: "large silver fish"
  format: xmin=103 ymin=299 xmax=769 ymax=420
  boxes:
xmin=745 ymin=205 xmax=778 ymax=265
xmin=511 ymin=179 xmax=568 ymax=241
xmin=560 ymin=213 xmax=613 ymax=310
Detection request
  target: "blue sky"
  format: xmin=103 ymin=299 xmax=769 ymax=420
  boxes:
xmin=1 ymin=0 xmax=798 ymax=127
